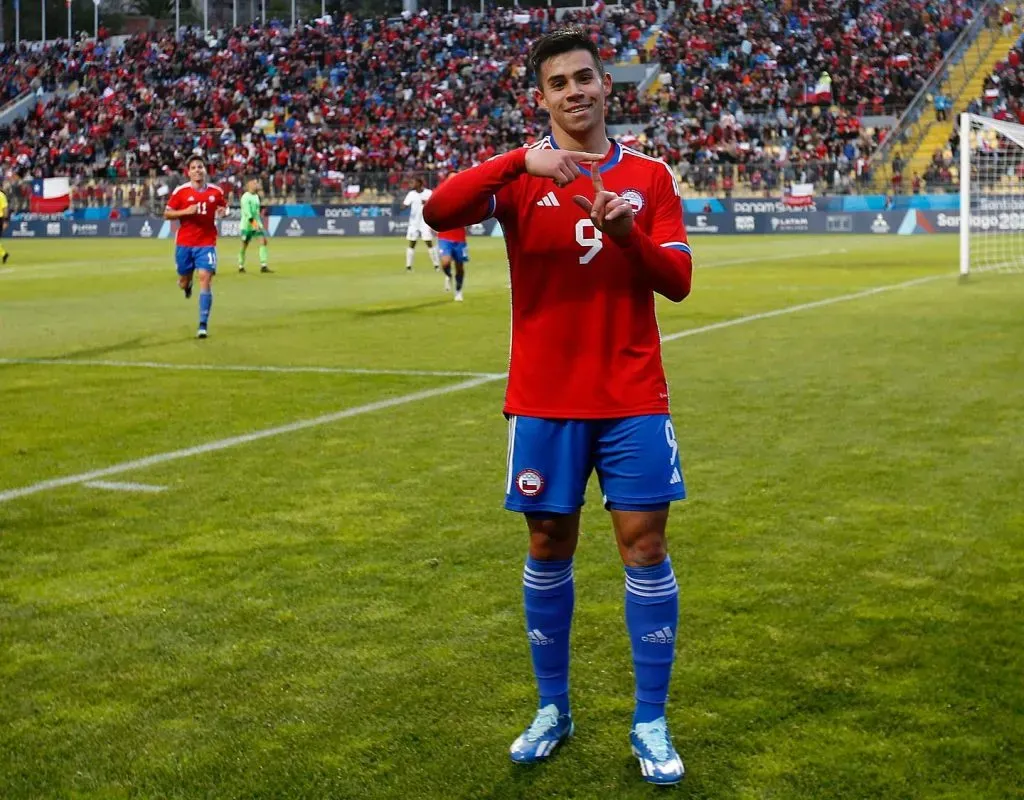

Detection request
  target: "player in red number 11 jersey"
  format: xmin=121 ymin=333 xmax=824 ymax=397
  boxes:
xmin=424 ymin=27 xmax=693 ymax=786
xmin=164 ymin=155 xmax=227 ymax=338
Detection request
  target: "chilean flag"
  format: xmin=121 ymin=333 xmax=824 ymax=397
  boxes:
xmin=30 ymin=177 xmax=71 ymax=213
xmin=784 ymin=182 xmax=815 ymax=207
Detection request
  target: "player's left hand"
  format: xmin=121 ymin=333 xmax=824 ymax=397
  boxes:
xmin=572 ymin=167 xmax=633 ymax=242
xmin=215 ymin=206 xmax=228 ymax=218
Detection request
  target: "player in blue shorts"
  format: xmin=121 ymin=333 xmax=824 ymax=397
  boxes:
xmin=425 ymin=29 xmax=694 ymax=785
xmin=436 ymin=226 xmax=468 ymax=301
xmin=163 ymin=156 xmax=228 ymax=338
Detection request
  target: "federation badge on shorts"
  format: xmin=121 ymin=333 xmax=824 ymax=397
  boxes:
xmin=516 ymin=469 xmax=545 ymax=497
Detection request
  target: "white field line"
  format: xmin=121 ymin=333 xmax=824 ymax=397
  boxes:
xmin=0 ymin=358 xmax=504 ymax=380
xmin=0 ymin=272 xmax=951 ymax=504
xmin=662 ymin=273 xmax=944 ymax=342
xmin=0 ymin=249 xmax=391 ymax=280
xmin=0 ymin=375 xmax=503 ymax=504
xmin=84 ymin=481 xmax=167 ymax=493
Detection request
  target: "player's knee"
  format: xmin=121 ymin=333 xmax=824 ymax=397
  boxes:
xmin=615 ymin=514 xmax=669 ymax=566
xmin=526 ymin=515 xmax=578 ymax=559
xmin=623 ymin=533 xmax=668 ymax=567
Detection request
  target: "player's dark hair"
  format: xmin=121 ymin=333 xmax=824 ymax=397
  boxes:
xmin=185 ymin=155 xmax=206 ymax=168
xmin=529 ymin=27 xmax=604 ymax=84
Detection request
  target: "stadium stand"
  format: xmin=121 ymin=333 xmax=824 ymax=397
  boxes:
xmin=0 ymin=0 xmax=986 ymax=207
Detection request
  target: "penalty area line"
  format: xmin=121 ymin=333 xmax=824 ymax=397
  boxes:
xmin=0 ymin=375 xmax=504 ymax=504
xmin=0 ymin=358 xmax=504 ymax=380
xmin=662 ymin=273 xmax=946 ymax=342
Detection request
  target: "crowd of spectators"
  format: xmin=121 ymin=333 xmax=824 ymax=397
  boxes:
xmin=0 ymin=0 xmax=985 ymax=207
xmin=909 ymin=4 xmax=1024 ymax=192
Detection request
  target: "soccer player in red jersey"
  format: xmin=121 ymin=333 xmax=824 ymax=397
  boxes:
xmin=164 ymin=155 xmax=228 ymax=338
xmin=424 ymin=28 xmax=692 ymax=785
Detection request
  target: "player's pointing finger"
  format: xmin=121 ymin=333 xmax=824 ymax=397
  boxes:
xmin=591 ymin=167 xmax=605 ymax=194
xmin=566 ymin=151 xmax=606 ymax=163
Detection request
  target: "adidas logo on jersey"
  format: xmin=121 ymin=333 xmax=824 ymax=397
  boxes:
xmin=669 ymin=468 xmax=683 ymax=485
xmin=641 ymin=626 xmax=675 ymax=644
xmin=536 ymin=192 xmax=560 ymax=207
xmin=527 ymin=628 xmax=555 ymax=646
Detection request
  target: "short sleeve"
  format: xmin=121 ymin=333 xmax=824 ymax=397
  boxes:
xmin=648 ymin=164 xmax=690 ymax=256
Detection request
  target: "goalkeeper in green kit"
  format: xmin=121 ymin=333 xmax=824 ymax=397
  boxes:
xmin=238 ymin=178 xmax=272 ymax=273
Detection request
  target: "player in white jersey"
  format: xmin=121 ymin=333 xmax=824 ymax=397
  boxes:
xmin=403 ymin=177 xmax=440 ymax=271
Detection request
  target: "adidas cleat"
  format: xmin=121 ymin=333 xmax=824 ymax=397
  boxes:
xmin=509 ymin=704 xmax=573 ymax=763
xmin=2 ymin=253 xmax=8 ymax=264
xmin=260 ymin=265 xmax=273 ymax=273
xmin=196 ymin=327 xmax=208 ymax=339
xmin=630 ymin=718 xmax=684 ymax=785
xmin=454 ymin=291 xmax=464 ymax=302
xmin=238 ymin=265 xmax=246 ymax=273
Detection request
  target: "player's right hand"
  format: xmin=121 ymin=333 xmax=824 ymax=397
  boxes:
xmin=183 ymin=204 xmax=199 ymax=216
xmin=525 ymin=149 xmax=605 ymax=189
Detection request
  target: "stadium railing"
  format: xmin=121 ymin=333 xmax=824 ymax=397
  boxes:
xmin=866 ymin=0 xmax=1002 ymax=191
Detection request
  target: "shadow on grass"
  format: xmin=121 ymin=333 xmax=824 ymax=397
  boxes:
xmin=350 ymin=298 xmax=454 ymax=317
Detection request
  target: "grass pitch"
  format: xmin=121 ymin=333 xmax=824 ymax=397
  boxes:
xmin=1 ymin=235 xmax=1022 ymax=799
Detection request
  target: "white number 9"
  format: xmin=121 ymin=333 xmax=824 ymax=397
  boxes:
xmin=575 ymin=219 xmax=603 ymax=265
xmin=664 ymin=420 xmax=679 ymax=466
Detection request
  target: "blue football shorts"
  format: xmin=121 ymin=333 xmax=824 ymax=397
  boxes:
xmin=437 ymin=239 xmax=469 ymax=263
xmin=175 ymin=245 xmax=218 ymax=276
xmin=504 ymin=414 xmax=686 ymax=514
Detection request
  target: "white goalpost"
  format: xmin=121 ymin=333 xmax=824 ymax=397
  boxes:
xmin=959 ymin=112 xmax=1024 ymax=277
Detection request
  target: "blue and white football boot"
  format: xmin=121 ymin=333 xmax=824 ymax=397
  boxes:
xmin=630 ymin=717 xmax=685 ymax=785
xmin=509 ymin=704 xmax=574 ymax=763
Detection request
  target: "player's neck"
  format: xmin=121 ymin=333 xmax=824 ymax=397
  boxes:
xmin=550 ymin=127 xmax=610 ymax=158
xmin=190 ymin=180 xmax=206 ymax=190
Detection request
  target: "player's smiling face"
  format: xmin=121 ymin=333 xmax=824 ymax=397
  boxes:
xmin=188 ymin=160 xmax=207 ymax=186
xmin=533 ymin=49 xmax=610 ymax=138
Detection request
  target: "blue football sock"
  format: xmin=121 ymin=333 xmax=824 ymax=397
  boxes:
xmin=455 ymin=268 xmax=465 ymax=292
xmin=625 ymin=557 xmax=678 ymax=726
xmin=523 ymin=556 xmax=574 ymax=715
xmin=199 ymin=290 xmax=213 ymax=326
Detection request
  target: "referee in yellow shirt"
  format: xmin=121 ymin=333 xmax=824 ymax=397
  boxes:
xmin=0 ymin=186 xmax=9 ymax=264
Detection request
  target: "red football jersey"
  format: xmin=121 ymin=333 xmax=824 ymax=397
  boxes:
xmin=491 ymin=138 xmax=691 ymax=419
xmin=437 ymin=226 xmax=467 ymax=243
xmin=435 ymin=176 xmax=467 ymax=242
xmin=166 ymin=182 xmax=227 ymax=247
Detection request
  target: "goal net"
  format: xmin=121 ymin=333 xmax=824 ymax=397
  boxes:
xmin=960 ymin=112 xmax=1024 ymax=276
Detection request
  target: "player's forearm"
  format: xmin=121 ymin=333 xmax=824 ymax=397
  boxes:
xmin=613 ymin=228 xmax=692 ymax=302
xmin=423 ymin=150 xmax=527 ymax=229
xmin=164 ymin=209 xmax=190 ymax=220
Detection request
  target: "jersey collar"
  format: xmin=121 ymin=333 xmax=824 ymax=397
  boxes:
xmin=545 ymin=134 xmax=622 ymax=175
